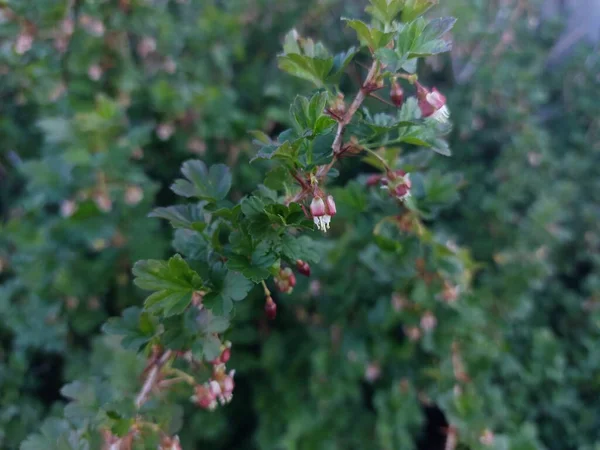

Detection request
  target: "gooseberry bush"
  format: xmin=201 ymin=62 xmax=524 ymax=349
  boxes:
xmin=14 ymin=1 xmax=493 ymax=449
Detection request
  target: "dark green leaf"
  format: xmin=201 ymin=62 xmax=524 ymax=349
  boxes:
xmin=170 ymin=160 xmax=232 ymax=202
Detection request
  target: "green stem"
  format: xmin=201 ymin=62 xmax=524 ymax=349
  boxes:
xmin=164 ymin=368 xmax=196 ymax=385
xmin=362 ymin=146 xmax=392 ymax=172
xmin=261 ymin=280 xmax=271 ymax=296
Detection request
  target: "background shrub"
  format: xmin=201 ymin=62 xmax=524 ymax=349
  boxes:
xmin=0 ymin=0 xmax=598 ymax=449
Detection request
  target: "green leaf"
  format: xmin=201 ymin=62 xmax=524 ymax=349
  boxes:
xmin=102 ymin=307 xmax=157 ymax=351
xmin=170 ymin=160 xmax=232 ymax=202
xmin=278 ymin=53 xmax=334 ymax=87
xmin=290 ymin=92 xmax=335 ymax=136
xmin=241 ymin=196 xmax=266 ymax=218
xmin=201 ymin=334 xmax=222 ymax=361
xmin=402 ymin=0 xmax=438 ymax=22
xmin=149 ymin=204 xmax=206 ymax=232
xmin=264 ymin=166 xmax=289 ymax=190
xmin=173 ymin=229 xmax=209 ymax=260
xmin=328 ymin=47 xmax=358 ymax=82
xmin=226 ymin=255 xmax=271 ymax=283
xmin=203 ymin=264 xmax=254 ymax=315
xmin=222 ymin=271 xmax=254 ymax=302
xmin=21 ymin=419 xmax=87 ymax=450
xmin=251 ymin=140 xmax=297 ymax=163
xmin=133 ymin=255 xmax=203 ymax=316
xmin=344 ymin=19 xmax=394 ymax=50
xmin=280 ymin=235 xmax=321 ymax=263
xmin=365 ymin=0 xmax=404 ymax=25
xmin=375 ymin=17 xmax=456 ymax=72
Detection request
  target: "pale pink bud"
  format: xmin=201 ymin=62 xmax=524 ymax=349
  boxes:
xmin=124 ymin=185 xmax=144 ymax=205
xmin=88 ymin=64 xmax=103 ymax=81
xmin=15 ymin=32 xmax=33 ymax=55
xmin=164 ymin=57 xmax=177 ymax=74
xmin=310 ymin=280 xmax=321 ymax=296
xmin=94 ymin=192 xmax=112 ymax=212
xmin=405 ymin=326 xmax=421 ymax=342
xmin=365 ymin=363 xmax=381 ymax=382
xmin=187 ymin=138 xmax=206 ymax=154
xmin=479 ymin=429 xmax=495 ymax=446
xmin=420 ymin=311 xmax=437 ymax=332
xmin=137 ymin=36 xmax=157 ymax=58
xmin=157 ymin=122 xmax=175 ymax=141
xmin=61 ymin=19 xmax=74 ymax=35
xmin=80 ymin=15 xmax=105 ymax=37
xmin=60 ymin=199 xmax=77 ymax=218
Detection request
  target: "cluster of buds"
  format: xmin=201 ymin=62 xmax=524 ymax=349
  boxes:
xmin=191 ymin=345 xmax=235 ymax=410
xmin=310 ymin=195 xmax=336 ymax=232
xmin=367 ymin=169 xmax=412 ymax=201
xmin=416 ymin=82 xmax=450 ymax=124
xmin=275 ymin=267 xmax=296 ymax=294
xmin=296 ymin=259 xmax=311 ymax=277
xmin=265 ymin=295 xmax=277 ymax=320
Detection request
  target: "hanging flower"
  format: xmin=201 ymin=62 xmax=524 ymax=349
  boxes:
xmin=310 ymin=195 xmax=336 ymax=232
xmin=416 ymin=83 xmax=450 ymax=124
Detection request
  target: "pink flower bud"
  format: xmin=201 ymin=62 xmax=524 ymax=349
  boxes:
xmin=390 ymin=81 xmax=404 ymax=107
xmin=265 ymin=296 xmax=277 ymax=320
xmin=325 ymin=195 xmax=336 ymax=216
xmin=310 ymin=196 xmax=326 ymax=217
xmin=220 ymin=347 xmax=231 ymax=364
xmin=296 ymin=260 xmax=311 ymax=277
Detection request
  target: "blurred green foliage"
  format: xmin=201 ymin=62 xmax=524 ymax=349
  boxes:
xmin=0 ymin=0 xmax=599 ymax=449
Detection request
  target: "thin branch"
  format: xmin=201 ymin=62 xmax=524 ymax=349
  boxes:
xmin=369 ymin=92 xmax=396 ymax=108
xmin=135 ymin=350 xmax=172 ymax=409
